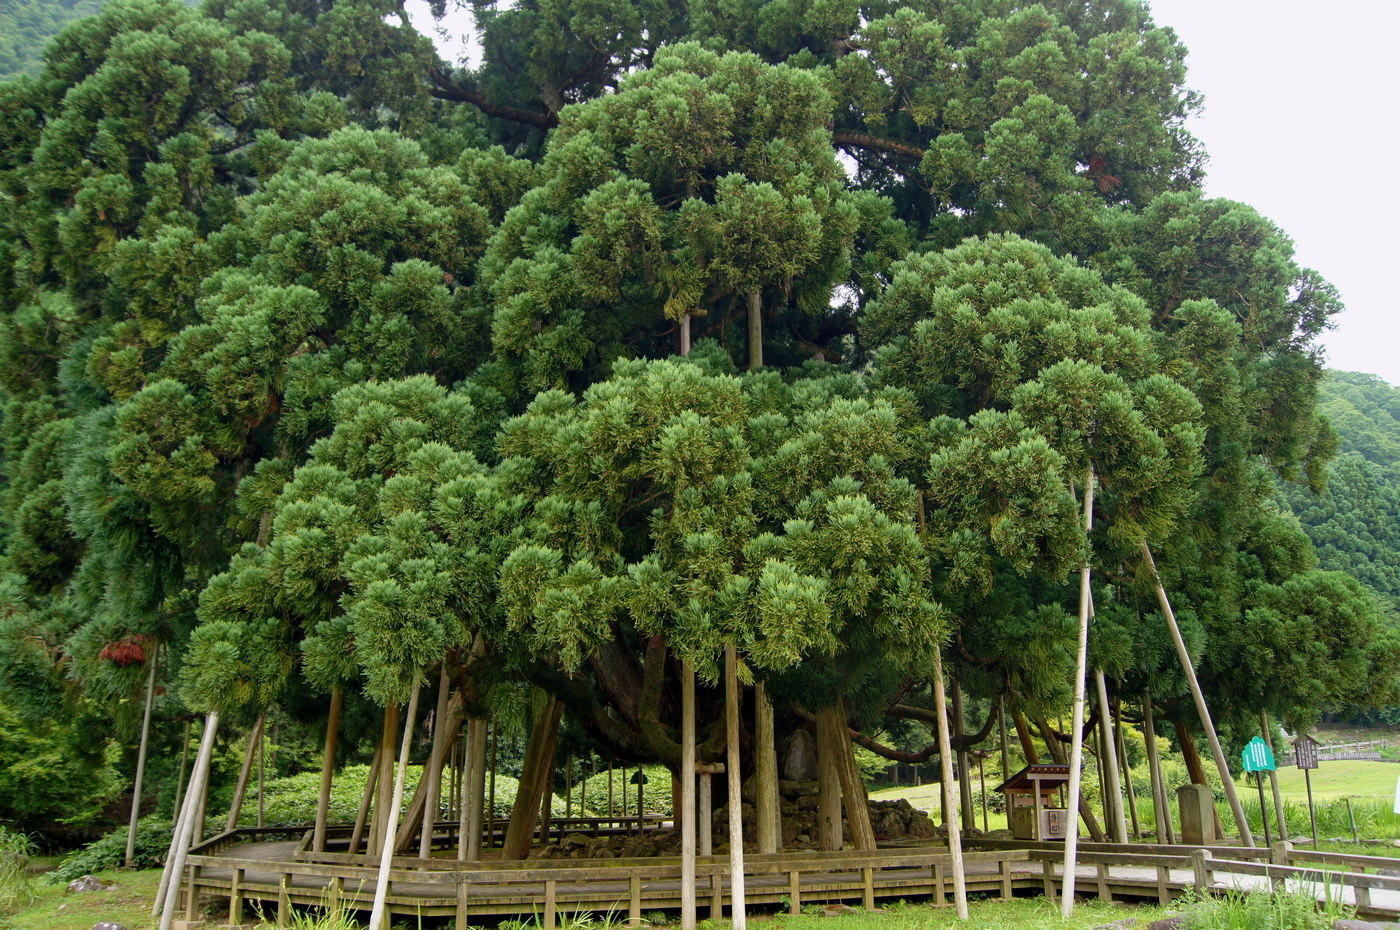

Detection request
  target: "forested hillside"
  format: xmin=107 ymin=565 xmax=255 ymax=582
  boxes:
xmin=0 ymin=0 xmax=106 ymax=78
xmin=1280 ymin=371 xmax=1400 ymax=604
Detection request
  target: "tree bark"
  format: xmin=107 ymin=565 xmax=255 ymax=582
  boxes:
xmin=1061 ymin=466 xmax=1094 ymax=917
xmin=754 ymin=681 xmax=780 ymax=854
xmin=998 ymin=697 xmax=1011 ymax=790
xmin=313 ymin=686 xmax=344 ymax=853
xmin=370 ymin=680 xmax=421 ymax=930
xmin=1143 ymin=691 xmax=1174 ymax=844
xmin=370 ymin=702 xmax=401 ymax=856
xmin=746 ymin=291 xmax=762 ymax=370
xmin=459 ymin=717 xmax=488 ymax=860
xmin=418 ymin=665 xmax=453 ymax=857
xmin=503 ymin=695 xmax=564 ymax=859
xmin=724 ymin=643 xmax=746 ymax=930
xmin=932 ymin=647 xmax=968 ymax=919
xmin=833 ymin=700 xmax=876 ymax=850
xmin=815 ymin=709 xmax=844 ymax=850
xmin=951 ymin=677 xmax=976 ymax=829
xmin=126 ymin=652 xmax=158 ymax=867
xmin=1143 ymin=542 xmax=1254 ymax=846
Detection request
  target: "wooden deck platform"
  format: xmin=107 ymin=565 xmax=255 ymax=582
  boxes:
xmin=175 ymin=826 xmax=1400 ymax=926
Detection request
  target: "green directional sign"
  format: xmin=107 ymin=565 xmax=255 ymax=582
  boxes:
xmin=1241 ymin=736 xmax=1276 ymax=773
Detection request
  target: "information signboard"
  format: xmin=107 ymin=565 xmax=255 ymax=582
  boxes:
xmin=1241 ymin=737 xmax=1275 ymax=772
xmin=1294 ymin=735 xmax=1319 ymax=770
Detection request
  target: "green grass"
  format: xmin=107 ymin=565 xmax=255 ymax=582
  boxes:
xmin=0 ymin=866 xmax=162 ymax=930
xmin=763 ymin=898 xmax=1166 ymax=929
xmin=1273 ymin=760 xmax=1399 ymax=801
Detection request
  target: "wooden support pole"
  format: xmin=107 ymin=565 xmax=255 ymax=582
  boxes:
xmin=1061 ymin=467 xmax=1094 ymax=917
xmin=1260 ymin=711 xmax=1289 ymax=840
xmin=225 ymin=713 xmax=266 ymax=833
xmin=951 ymin=677 xmax=975 ymax=829
xmin=257 ymin=715 xmax=265 ymax=829
xmin=126 ymin=651 xmax=158 ymax=867
xmin=932 ymin=646 xmax=968 ymax=919
xmin=349 ymin=724 xmax=384 ymax=855
xmin=370 ymin=679 xmax=421 ymax=930
xmin=746 ymin=291 xmax=762 ymax=370
xmin=724 ymin=643 xmax=747 ymax=930
xmin=681 ymin=660 xmax=697 ymax=930
xmin=998 ymin=697 xmax=1011 ymax=788
xmin=370 ymin=702 xmax=401 ymax=856
xmin=1094 ymin=671 xmax=1128 ymax=843
xmin=157 ymin=711 xmax=220 ymax=930
xmin=1142 ymin=541 xmax=1254 ymax=846
xmin=313 ymin=686 xmax=344 ymax=852
xmin=1115 ymin=699 xmax=1142 ymax=840
xmin=833 ymin=700 xmax=876 ymax=850
xmin=1143 ymin=690 xmax=1173 ymax=844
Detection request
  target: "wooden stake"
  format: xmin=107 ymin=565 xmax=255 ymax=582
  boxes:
xmin=1142 ymin=690 xmax=1173 ymax=844
xmin=349 ymin=724 xmax=384 ymax=855
xmin=1142 ymin=542 xmax=1254 ymax=846
xmin=724 ymin=643 xmax=746 ymax=930
xmin=313 ymin=686 xmax=344 ymax=852
xmin=1094 ymin=671 xmax=1128 ymax=843
xmin=1062 ymin=466 xmax=1094 ymax=917
xmin=681 ymin=660 xmax=697 ymax=930
xmin=370 ymin=679 xmax=421 ymax=930
xmin=126 ymin=651 xmax=158 ymax=868
xmin=932 ymin=646 xmax=968 ymax=919
xmin=157 ymin=711 xmax=220 ymax=930
xmin=1259 ymin=711 xmax=1289 ymax=840
xmin=225 ymin=714 xmax=265 ymax=833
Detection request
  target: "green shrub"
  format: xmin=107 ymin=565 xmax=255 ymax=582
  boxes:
xmin=1180 ymin=885 xmax=1351 ymax=929
xmin=0 ymin=826 xmax=35 ymax=915
xmin=49 ymin=817 xmax=170 ymax=882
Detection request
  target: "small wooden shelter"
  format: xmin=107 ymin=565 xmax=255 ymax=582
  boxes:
xmin=995 ymin=764 xmax=1071 ymax=840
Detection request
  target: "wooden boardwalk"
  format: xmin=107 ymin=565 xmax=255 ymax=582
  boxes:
xmin=176 ymin=826 xmax=1400 ymax=926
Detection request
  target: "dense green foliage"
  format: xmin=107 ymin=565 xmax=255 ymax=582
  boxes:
xmin=0 ymin=0 xmax=106 ymax=78
xmin=0 ymin=0 xmax=1391 ymax=842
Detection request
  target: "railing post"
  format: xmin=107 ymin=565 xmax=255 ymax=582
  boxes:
xmin=1271 ymin=841 xmax=1291 ymax=865
xmin=456 ymin=877 xmax=470 ymax=928
xmin=1191 ymin=849 xmax=1211 ymax=891
xmin=277 ymin=871 xmax=291 ymax=927
xmin=229 ymin=866 xmax=244 ymax=926
xmin=1155 ymin=865 xmax=1170 ymax=905
xmin=185 ymin=864 xmax=200 ymax=919
xmin=935 ymin=861 xmax=947 ymax=905
xmin=629 ymin=874 xmax=642 ymax=927
xmin=1041 ymin=858 xmax=1056 ymax=902
xmin=1095 ymin=861 xmax=1110 ymax=901
xmin=1355 ymin=881 xmax=1372 ymax=912
xmin=788 ymin=870 xmax=801 ymax=914
xmin=1001 ymin=856 xmax=1013 ymax=899
xmin=544 ymin=878 xmax=557 ymax=930
xmin=862 ymin=866 xmax=874 ymax=910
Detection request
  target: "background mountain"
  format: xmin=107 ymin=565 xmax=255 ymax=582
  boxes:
xmin=0 ymin=0 xmax=107 ymax=78
xmin=1279 ymin=371 xmax=1400 ymax=606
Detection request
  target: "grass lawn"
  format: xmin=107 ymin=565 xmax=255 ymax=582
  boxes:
xmin=2 ymin=867 xmax=162 ymax=930
xmin=1274 ymin=760 xmax=1399 ymax=802
xmin=752 ymin=898 xmax=1167 ymax=930
xmin=869 ymin=783 xmax=941 ymax=810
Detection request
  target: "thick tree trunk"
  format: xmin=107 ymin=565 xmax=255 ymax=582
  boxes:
xmin=746 ymin=291 xmax=762 ymax=370
xmin=1061 ymin=467 xmax=1094 ymax=917
xmin=1142 ymin=692 xmax=1173 ymax=844
xmin=459 ymin=717 xmax=487 ymax=860
xmin=681 ymin=660 xmax=697 ymax=930
xmin=1094 ymin=672 xmax=1128 ymax=843
xmin=419 ymin=665 xmax=453 ymax=857
xmin=370 ymin=680 xmax=421 ymax=930
xmin=1143 ymin=542 xmax=1254 ymax=846
xmin=998 ymin=697 xmax=1011 ymax=788
xmin=370 ymin=703 xmax=401 ymax=856
xmin=313 ymin=686 xmax=344 ymax=853
xmin=224 ymin=714 xmax=265 ymax=833
xmin=833 ymin=701 xmax=876 ymax=850
xmin=503 ymin=695 xmax=564 ymax=859
xmin=680 ymin=313 xmax=692 ymax=357
xmin=1174 ymin=718 xmax=1226 ymax=838
xmin=126 ymin=653 xmax=158 ymax=867
xmin=951 ymin=678 xmax=976 ymax=829
xmin=1013 ymin=711 xmax=1040 ymax=764
xmin=932 ymin=648 xmax=968 ymax=919
xmin=724 ymin=643 xmax=746 ymax=930
xmin=815 ymin=709 xmax=844 ymax=850
xmin=156 ymin=711 xmax=220 ymax=930
xmin=754 ymin=681 xmax=780 ymax=854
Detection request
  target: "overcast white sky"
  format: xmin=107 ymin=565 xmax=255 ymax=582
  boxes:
xmin=412 ymin=1 xmax=1400 ymax=384
xmin=1126 ymin=0 xmax=1400 ymax=385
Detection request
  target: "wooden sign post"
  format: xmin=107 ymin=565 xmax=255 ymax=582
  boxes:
xmin=1241 ymin=737 xmax=1275 ymax=847
xmin=1294 ymin=735 xmax=1320 ymax=846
